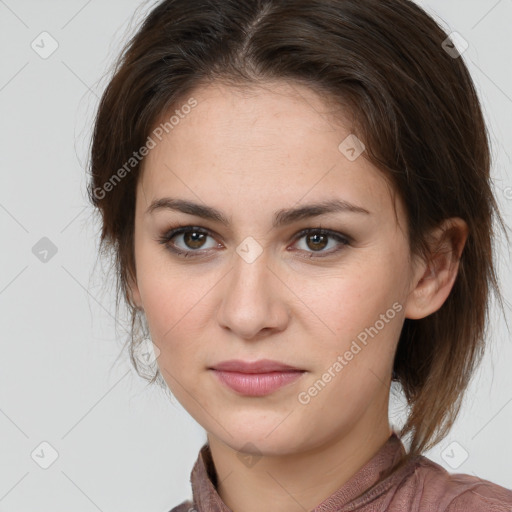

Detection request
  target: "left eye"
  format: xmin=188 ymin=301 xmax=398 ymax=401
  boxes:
xmin=158 ymin=226 xmax=350 ymax=258
xmin=292 ymin=229 xmax=350 ymax=256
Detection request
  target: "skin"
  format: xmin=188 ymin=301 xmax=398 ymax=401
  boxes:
xmin=129 ymin=80 xmax=468 ymax=512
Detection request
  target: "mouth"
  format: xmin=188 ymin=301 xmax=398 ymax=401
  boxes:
xmin=208 ymin=359 xmax=306 ymax=396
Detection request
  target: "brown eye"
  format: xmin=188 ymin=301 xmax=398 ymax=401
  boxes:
xmin=305 ymin=233 xmax=329 ymax=251
xmin=158 ymin=226 xmax=219 ymax=257
xmin=158 ymin=226 xmax=350 ymax=260
xmin=183 ymin=231 xmax=207 ymax=249
xmin=293 ymin=228 xmax=350 ymax=258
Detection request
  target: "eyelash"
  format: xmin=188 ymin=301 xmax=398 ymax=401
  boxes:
xmin=156 ymin=225 xmax=351 ymax=260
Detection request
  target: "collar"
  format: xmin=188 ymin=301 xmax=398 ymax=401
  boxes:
xmin=189 ymin=433 xmax=417 ymax=512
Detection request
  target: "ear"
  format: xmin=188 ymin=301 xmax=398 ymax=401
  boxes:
xmin=127 ymin=271 xmax=143 ymax=311
xmin=404 ymin=217 xmax=468 ymax=320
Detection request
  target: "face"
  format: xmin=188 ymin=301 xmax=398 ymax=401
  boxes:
xmin=130 ymin=80 xmax=422 ymax=456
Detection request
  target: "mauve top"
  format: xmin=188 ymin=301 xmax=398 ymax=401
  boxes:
xmin=169 ymin=433 xmax=512 ymax=512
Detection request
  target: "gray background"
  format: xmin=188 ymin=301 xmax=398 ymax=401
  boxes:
xmin=0 ymin=0 xmax=510 ymax=510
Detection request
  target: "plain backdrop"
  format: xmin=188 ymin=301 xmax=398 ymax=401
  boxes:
xmin=0 ymin=0 xmax=511 ymax=510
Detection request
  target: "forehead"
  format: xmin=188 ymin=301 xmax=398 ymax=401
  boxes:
xmin=137 ymin=80 xmax=401 ymax=226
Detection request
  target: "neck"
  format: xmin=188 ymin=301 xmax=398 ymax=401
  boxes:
xmin=207 ymin=410 xmax=392 ymax=512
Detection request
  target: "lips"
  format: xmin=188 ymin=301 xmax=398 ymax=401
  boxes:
xmin=209 ymin=359 xmax=305 ymax=396
xmin=209 ymin=359 xmax=303 ymax=373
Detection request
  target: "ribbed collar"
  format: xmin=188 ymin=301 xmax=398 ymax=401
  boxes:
xmin=189 ymin=434 xmax=418 ymax=512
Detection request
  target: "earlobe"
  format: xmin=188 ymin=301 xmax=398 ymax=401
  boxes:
xmin=404 ymin=217 xmax=468 ymax=320
xmin=127 ymin=272 xmax=143 ymax=311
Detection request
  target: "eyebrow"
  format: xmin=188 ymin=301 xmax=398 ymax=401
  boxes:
xmin=146 ymin=197 xmax=370 ymax=228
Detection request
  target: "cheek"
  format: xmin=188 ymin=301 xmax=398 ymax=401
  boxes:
xmin=292 ymin=252 xmax=407 ymax=345
xmin=134 ymin=248 xmax=221 ymax=364
xmin=139 ymin=273 xmax=208 ymax=342
xmin=138 ymin=274 xmax=208 ymax=395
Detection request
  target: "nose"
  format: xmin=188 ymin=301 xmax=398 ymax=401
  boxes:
xmin=216 ymin=246 xmax=290 ymax=340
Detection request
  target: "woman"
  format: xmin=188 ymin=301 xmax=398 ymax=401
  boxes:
xmin=88 ymin=0 xmax=512 ymax=510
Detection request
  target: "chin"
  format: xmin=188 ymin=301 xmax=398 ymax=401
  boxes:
xmin=206 ymin=413 xmax=308 ymax=456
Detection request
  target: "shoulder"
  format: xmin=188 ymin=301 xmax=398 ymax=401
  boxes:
xmin=167 ymin=498 xmax=196 ymax=512
xmin=406 ymin=455 xmax=512 ymax=512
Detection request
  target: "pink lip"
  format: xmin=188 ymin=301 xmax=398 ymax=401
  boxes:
xmin=209 ymin=359 xmax=305 ymax=396
xmin=210 ymin=359 xmax=303 ymax=373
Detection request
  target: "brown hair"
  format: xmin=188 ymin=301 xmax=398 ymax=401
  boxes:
xmin=87 ymin=0 xmax=506 ymax=457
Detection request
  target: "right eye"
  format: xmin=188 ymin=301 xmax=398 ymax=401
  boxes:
xmin=157 ymin=225 xmax=222 ymax=257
